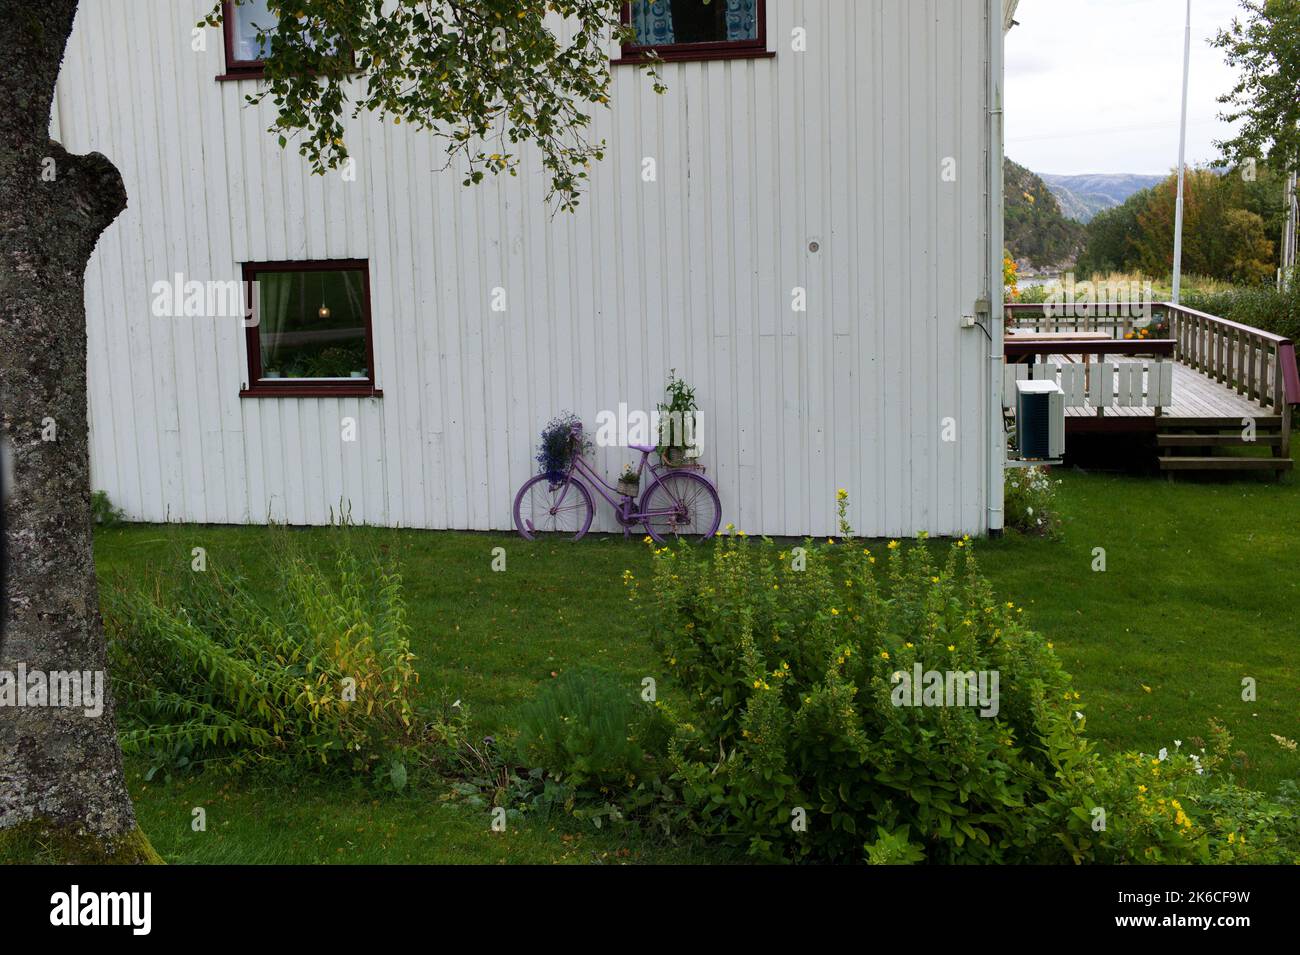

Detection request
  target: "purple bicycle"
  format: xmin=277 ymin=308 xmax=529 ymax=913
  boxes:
xmin=513 ymin=425 xmax=722 ymax=543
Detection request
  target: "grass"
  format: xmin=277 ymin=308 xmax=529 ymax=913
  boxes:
xmin=92 ymin=456 xmax=1300 ymax=863
xmin=1016 ymin=271 xmax=1244 ymax=302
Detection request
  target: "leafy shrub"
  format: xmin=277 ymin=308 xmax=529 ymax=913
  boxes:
xmin=1015 ymin=282 xmax=1053 ymax=305
xmin=91 ymin=490 xmax=125 ymax=527
xmin=627 ymin=496 xmax=1299 ymax=864
xmin=513 ymin=669 xmax=667 ymax=792
xmin=1050 ymin=726 xmax=1300 ymax=865
xmin=1003 ymin=466 xmax=1063 ymax=537
xmin=104 ymin=537 xmax=429 ymax=778
xmin=1182 ymin=282 xmax=1300 ymax=343
xmin=630 ymin=500 xmax=1092 ymax=863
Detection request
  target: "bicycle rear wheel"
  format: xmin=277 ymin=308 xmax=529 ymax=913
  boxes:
xmin=640 ymin=471 xmax=722 ymax=543
xmin=513 ymin=475 xmax=595 ymax=541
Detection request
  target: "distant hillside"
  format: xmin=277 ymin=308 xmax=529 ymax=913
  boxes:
xmin=1039 ymin=173 xmax=1166 ymax=223
xmin=1004 ymin=158 xmax=1085 ymax=269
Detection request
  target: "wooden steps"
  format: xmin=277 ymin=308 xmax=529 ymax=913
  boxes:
xmin=1157 ymin=434 xmax=1282 ymax=448
xmin=1156 ymin=416 xmax=1292 ymax=476
xmin=1159 ymin=456 xmax=1293 ymax=471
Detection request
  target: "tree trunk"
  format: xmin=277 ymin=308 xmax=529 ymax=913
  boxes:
xmin=0 ymin=0 xmax=158 ymax=862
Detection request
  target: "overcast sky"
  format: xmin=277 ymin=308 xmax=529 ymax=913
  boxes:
xmin=1005 ymin=0 xmax=1247 ymax=176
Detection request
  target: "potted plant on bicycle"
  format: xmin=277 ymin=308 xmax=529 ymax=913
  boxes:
xmin=616 ymin=464 xmax=640 ymax=498
xmin=656 ymin=369 xmax=698 ymax=469
xmin=536 ymin=411 xmax=587 ymax=482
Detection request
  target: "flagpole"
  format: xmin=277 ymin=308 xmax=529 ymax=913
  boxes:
xmin=1172 ymin=0 xmax=1192 ymax=303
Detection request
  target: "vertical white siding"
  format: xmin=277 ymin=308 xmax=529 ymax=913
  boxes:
xmin=59 ymin=0 xmax=994 ymax=537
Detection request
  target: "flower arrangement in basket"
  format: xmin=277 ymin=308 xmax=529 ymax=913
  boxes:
xmin=616 ymin=465 xmax=640 ymax=498
xmin=536 ymin=412 xmax=588 ymax=481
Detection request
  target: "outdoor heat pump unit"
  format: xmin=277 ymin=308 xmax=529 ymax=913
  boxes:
xmin=1014 ymin=379 xmax=1065 ymax=461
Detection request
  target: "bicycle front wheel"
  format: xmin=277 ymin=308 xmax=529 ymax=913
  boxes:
xmin=640 ymin=471 xmax=722 ymax=543
xmin=513 ymin=475 xmax=595 ymax=542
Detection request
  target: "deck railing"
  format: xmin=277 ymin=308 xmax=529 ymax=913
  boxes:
xmin=1156 ymin=303 xmax=1298 ymax=415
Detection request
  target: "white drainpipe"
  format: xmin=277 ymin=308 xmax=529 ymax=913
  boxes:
xmin=986 ymin=0 xmax=1006 ymax=535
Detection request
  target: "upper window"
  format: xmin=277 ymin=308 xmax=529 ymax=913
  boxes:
xmin=222 ymin=0 xmax=276 ymax=74
xmin=618 ymin=0 xmax=770 ymax=63
xmin=241 ymin=261 xmax=379 ymax=398
xmin=219 ymin=1 xmax=346 ymax=79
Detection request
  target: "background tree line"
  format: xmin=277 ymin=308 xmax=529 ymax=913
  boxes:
xmin=1076 ymin=162 xmax=1290 ymax=284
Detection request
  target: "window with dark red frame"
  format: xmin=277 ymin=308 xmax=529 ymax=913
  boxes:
xmin=221 ymin=0 xmax=275 ymax=76
xmin=617 ymin=0 xmax=770 ymax=64
xmin=218 ymin=0 xmax=350 ymax=80
xmin=241 ymin=261 xmax=380 ymax=398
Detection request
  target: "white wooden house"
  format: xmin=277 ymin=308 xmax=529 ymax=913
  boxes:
xmin=56 ymin=0 xmax=1018 ymax=537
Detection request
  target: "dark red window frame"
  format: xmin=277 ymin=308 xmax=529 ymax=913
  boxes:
xmin=613 ymin=0 xmax=772 ymax=65
xmin=217 ymin=1 xmax=356 ymax=81
xmin=240 ymin=259 xmax=382 ymax=399
xmin=218 ymin=0 xmax=270 ymax=79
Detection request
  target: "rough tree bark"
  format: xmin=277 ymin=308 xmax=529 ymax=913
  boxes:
xmin=0 ymin=0 xmax=158 ymax=862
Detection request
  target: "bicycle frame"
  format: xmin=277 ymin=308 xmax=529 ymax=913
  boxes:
xmin=553 ymin=440 xmax=706 ymax=529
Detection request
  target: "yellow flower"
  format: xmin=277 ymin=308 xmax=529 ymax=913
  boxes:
xmin=837 ymin=488 xmax=848 ymax=500
xmin=947 ymin=644 xmax=956 ymax=652
xmin=1137 ymin=785 xmax=1147 ymax=793
xmin=880 ymin=651 xmax=889 ymax=660
xmin=888 ymin=540 xmax=900 ymax=550
xmin=830 ymin=608 xmax=839 ymax=616
xmin=773 ymin=584 xmax=780 ymax=590
xmin=904 ymin=642 xmax=914 ymax=649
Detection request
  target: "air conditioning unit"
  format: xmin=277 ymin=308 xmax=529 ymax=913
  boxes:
xmin=1015 ymin=379 xmax=1064 ymax=461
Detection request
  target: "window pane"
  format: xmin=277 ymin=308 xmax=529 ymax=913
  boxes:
xmin=256 ymin=269 xmax=368 ymax=380
xmin=232 ymin=0 xmax=276 ymax=61
xmin=629 ymin=0 xmax=758 ymax=46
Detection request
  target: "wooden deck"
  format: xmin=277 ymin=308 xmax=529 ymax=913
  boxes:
xmin=1059 ymin=359 xmax=1269 ymax=426
xmin=1004 ymin=302 xmax=1299 ymax=474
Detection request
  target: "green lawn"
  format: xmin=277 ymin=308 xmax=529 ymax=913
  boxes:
xmin=93 ymin=458 xmax=1300 ymax=864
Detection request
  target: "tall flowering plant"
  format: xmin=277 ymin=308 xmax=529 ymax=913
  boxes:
xmin=625 ymin=494 xmax=1089 ymax=863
